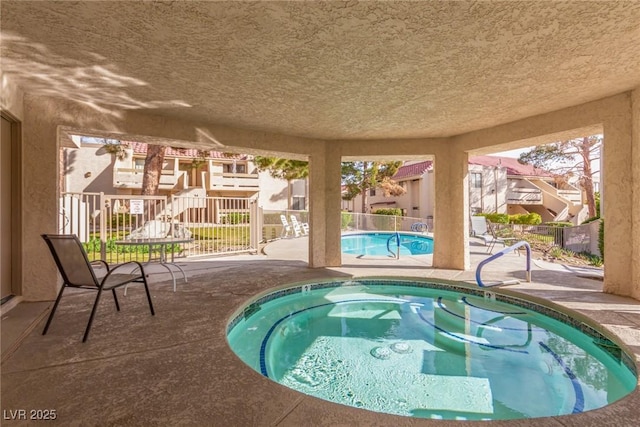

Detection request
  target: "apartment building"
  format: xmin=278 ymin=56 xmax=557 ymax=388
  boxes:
xmin=346 ymin=156 xmax=587 ymax=225
xmin=62 ymin=138 xmax=306 ymax=212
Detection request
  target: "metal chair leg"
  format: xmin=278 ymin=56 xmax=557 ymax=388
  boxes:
xmin=487 ymin=240 xmax=495 ymax=254
xmin=83 ymin=288 xmax=105 ymax=343
xmin=42 ymin=285 xmax=67 ymax=335
xmin=112 ymin=289 xmax=120 ymax=311
xmin=142 ymin=277 xmax=155 ymax=316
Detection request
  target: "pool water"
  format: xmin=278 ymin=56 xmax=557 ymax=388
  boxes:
xmin=341 ymin=232 xmax=433 ymax=256
xmin=227 ymin=281 xmax=636 ymax=421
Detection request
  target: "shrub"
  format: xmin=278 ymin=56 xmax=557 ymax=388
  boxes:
xmin=481 ymin=212 xmax=541 ymax=225
xmin=109 ymin=213 xmax=133 ymax=228
xmin=543 ymin=221 xmax=573 ymax=228
xmin=480 ymin=213 xmax=509 ymax=224
xmin=581 ymin=215 xmax=600 ymax=225
xmin=341 ymin=212 xmax=353 ymax=229
xmin=372 ymin=208 xmax=402 ymax=230
xmin=374 ymin=208 xmax=403 ymax=216
xmin=509 ymin=213 xmax=542 ymax=225
xmin=549 ymin=246 xmax=564 ymax=258
xmin=599 ymin=219 xmax=604 ymax=261
xmin=222 ymin=212 xmax=249 ymax=224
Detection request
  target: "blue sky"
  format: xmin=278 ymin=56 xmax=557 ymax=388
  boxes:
xmin=493 ymin=147 xmax=532 ymax=159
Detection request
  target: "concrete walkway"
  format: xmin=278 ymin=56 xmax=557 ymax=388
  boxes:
xmin=1 ymin=238 xmax=638 ymax=426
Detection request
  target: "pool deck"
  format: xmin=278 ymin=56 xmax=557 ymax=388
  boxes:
xmin=2 ymin=237 xmax=639 ymax=426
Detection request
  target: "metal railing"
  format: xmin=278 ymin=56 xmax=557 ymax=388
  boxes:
xmin=476 ymin=241 xmax=531 ymax=287
xmin=386 ymin=232 xmax=401 ymax=259
xmin=491 ymin=223 xmax=565 ymax=246
xmin=340 ymin=212 xmax=433 ymax=233
xmin=60 ymin=192 xmax=257 ymax=263
xmin=261 ymin=210 xmax=433 ymax=243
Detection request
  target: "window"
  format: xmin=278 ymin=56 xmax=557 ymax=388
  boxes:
xmin=292 ymin=196 xmax=306 ymax=211
xmin=134 ymin=158 xmax=145 ymax=170
xmin=369 ymin=188 xmax=376 ymax=196
xmin=470 ymin=173 xmax=482 ymax=188
xmin=78 ymin=136 xmax=120 ymax=146
xmin=223 ymin=163 xmax=246 ymax=174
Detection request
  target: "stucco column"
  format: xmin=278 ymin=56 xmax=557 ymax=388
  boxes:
xmin=602 ymin=91 xmax=640 ymax=298
xmin=432 ymin=147 xmax=470 ymax=270
xmin=633 ymin=89 xmax=640 ymax=300
xmin=22 ymin=94 xmax=60 ymax=300
xmin=308 ymin=144 xmax=342 ymax=268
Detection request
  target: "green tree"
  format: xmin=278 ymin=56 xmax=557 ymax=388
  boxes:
xmin=254 ymin=156 xmax=310 ymax=209
xmin=253 ymin=156 xmax=309 ymax=181
xmin=341 ymin=161 xmax=405 ymax=213
xmin=254 ymin=157 xmax=406 ymax=214
xmin=518 ymin=136 xmax=601 ymax=218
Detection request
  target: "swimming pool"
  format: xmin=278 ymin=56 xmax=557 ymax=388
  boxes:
xmin=227 ymin=279 xmax=636 ymax=421
xmin=341 ymin=232 xmax=433 ymax=256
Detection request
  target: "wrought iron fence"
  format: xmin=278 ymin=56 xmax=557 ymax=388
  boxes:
xmin=492 ymin=223 xmax=565 ymax=246
xmin=489 ymin=221 xmax=601 ymax=256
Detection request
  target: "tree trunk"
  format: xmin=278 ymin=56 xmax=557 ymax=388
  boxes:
xmin=578 ymin=137 xmax=597 ymax=218
xmin=361 ymin=161 xmax=369 ymax=213
xmin=141 ymin=144 xmax=167 ymax=195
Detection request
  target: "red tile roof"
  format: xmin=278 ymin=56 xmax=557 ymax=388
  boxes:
xmin=123 ymin=141 xmax=248 ymax=160
xmin=469 ymin=155 xmax=552 ymax=177
xmin=393 ymin=161 xmax=433 ymax=180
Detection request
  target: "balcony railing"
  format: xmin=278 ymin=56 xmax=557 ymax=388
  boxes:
xmin=558 ymin=189 xmax=582 ymax=204
xmin=114 ymin=168 xmax=182 ymax=189
xmin=506 ymin=188 xmax=543 ymax=204
xmin=209 ymin=172 xmax=259 ymax=190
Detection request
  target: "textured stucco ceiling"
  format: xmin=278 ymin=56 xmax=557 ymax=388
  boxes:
xmin=2 ymin=1 xmax=640 ymax=140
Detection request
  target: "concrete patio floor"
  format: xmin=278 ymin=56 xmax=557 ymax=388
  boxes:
xmin=1 ymin=238 xmax=639 ymax=426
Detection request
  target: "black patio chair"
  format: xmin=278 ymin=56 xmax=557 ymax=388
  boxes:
xmin=41 ymin=234 xmax=155 ymax=342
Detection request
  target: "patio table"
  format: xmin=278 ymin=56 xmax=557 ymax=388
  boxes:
xmin=115 ymin=237 xmax=193 ymax=292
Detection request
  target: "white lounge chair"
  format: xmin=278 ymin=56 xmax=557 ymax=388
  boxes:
xmin=470 ymin=216 xmax=494 ymax=245
xmin=289 ymin=215 xmax=301 ymax=237
xmin=280 ymin=215 xmax=293 ymax=238
xmin=486 ymin=221 xmax=520 ymax=254
xmin=470 ymin=216 xmax=519 ymax=253
xmin=290 ymin=215 xmax=309 ymax=236
xmin=126 ymin=220 xmax=171 ymax=239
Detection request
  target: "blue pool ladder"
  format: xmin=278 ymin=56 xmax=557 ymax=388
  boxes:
xmin=476 ymin=241 xmax=532 ymax=287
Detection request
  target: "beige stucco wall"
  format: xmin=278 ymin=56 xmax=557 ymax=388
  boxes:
xmin=633 ymin=88 xmax=640 ymax=300
xmin=308 ymin=144 xmax=342 ymax=268
xmin=62 ymin=146 xmax=115 ymax=194
xmin=256 ymin=172 xmax=293 ymax=211
xmin=629 ymin=89 xmax=640 ymax=300
xmin=22 ymin=94 xmax=61 ymax=300
xmin=468 ymin=165 xmax=508 ymax=215
xmin=601 ymin=93 xmax=636 ymax=297
xmin=8 ymin=84 xmax=640 ymax=301
xmin=432 ymin=147 xmax=470 ymax=270
xmin=1 ymin=74 xmax=24 ymax=121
